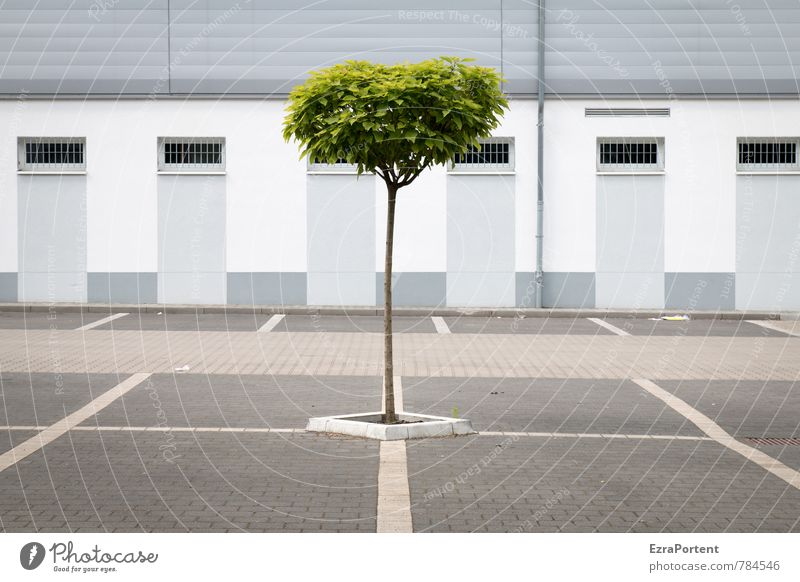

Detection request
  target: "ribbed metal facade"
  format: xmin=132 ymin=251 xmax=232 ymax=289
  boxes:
xmin=2 ymin=1 xmax=799 ymax=96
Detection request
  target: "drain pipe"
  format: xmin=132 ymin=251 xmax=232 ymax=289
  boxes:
xmin=534 ymin=0 xmax=545 ymax=307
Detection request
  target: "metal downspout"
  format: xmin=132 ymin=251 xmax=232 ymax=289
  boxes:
xmin=535 ymin=0 xmax=545 ymax=307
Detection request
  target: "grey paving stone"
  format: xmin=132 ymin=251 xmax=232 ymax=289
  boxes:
xmin=276 ymin=315 xmax=433 ymax=334
xmin=604 ymin=318 xmax=788 ymax=337
xmin=444 ymin=316 xmax=614 ymax=335
xmin=0 ymin=432 xmax=378 ymax=533
xmin=0 ymin=372 xmax=129 ymax=426
xmin=0 ymin=311 xmax=109 ymax=330
xmin=658 ymin=380 xmax=799 ymax=438
xmin=403 ymin=377 xmax=703 ymax=436
xmin=406 ymin=436 xmax=800 ymax=533
xmin=94 ymin=313 xmax=269 ymax=331
xmin=0 ymin=430 xmax=38 ymax=455
xmin=82 ymin=374 xmax=382 ymax=429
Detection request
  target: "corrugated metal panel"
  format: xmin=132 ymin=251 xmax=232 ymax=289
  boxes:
xmin=547 ymin=0 xmax=800 ymax=95
xmin=0 ymin=0 xmax=169 ymax=94
xmin=0 ymin=0 xmax=798 ymax=96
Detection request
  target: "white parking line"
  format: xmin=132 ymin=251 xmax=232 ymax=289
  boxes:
xmin=377 ymin=440 xmax=413 ymax=533
xmin=75 ymin=313 xmax=129 ymax=331
xmin=632 ymin=378 xmax=800 ymax=490
xmin=0 ymin=373 xmax=151 ymax=474
xmin=258 ymin=314 xmax=285 ymax=333
xmin=587 ymin=317 xmax=630 ymax=336
xmin=747 ymin=319 xmax=800 ymax=337
xmin=478 ymin=431 xmax=712 ymax=441
xmin=431 ymin=316 xmax=450 ymax=334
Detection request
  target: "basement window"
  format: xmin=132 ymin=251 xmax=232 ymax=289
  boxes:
xmin=597 ymin=137 xmax=664 ymax=173
xmin=737 ymin=138 xmax=800 ymax=172
xmin=158 ymin=137 xmax=225 ymax=172
xmin=450 ymin=137 xmax=515 ymax=172
xmin=18 ymin=137 xmax=86 ymax=172
xmin=307 ymin=157 xmax=358 ymax=173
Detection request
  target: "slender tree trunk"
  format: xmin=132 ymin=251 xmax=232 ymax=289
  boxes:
xmin=383 ymin=183 xmax=398 ymax=424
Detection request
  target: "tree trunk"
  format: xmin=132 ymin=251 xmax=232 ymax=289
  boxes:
xmin=383 ymin=183 xmax=398 ymax=424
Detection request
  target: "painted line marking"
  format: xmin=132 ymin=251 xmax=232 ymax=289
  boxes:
xmin=377 ymin=440 xmax=413 ymax=533
xmin=258 ymin=314 xmax=285 ymax=333
xmin=0 ymin=373 xmax=151 ymax=474
xmin=747 ymin=319 xmax=800 ymax=338
xmin=0 ymin=425 xmax=710 ymax=441
xmin=632 ymin=378 xmax=800 ymax=490
xmin=75 ymin=313 xmax=129 ymax=331
xmin=587 ymin=317 xmax=630 ymax=336
xmin=478 ymin=431 xmax=712 ymax=441
xmin=431 ymin=316 xmax=451 ymax=334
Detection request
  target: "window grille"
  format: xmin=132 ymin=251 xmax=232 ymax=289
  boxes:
xmin=158 ymin=137 xmax=225 ymax=171
xmin=737 ymin=138 xmax=800 ymax=172
xmin=307 ymin=157 xmax=358 ymax=172
xmin=597 ymin=138 xmax=664 ymax=172
xmin=18 ymin=137 xmax=86 ymax=172
xmin=451 ymin=137 xmax=514 ymax=171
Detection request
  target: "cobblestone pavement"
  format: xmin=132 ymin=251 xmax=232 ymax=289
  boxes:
xmin=0 ymin=313 xmax=797 ymax=532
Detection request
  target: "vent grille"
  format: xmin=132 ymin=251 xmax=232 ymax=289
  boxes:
xmin=18 ymin=137 xmax=86 ymax=172
xmin=745 ymin=437 xmax=800 ymax=446
xmin=586 ymin=108 xmax=670 ymax=117
xmin=158 ymin=137 xmax=225 ymax=172
xmin=737 ymin=138 xmax=800 ymax=172
xmin=597 ymin=137 xmax=664 ymax=172
xmin=451 ymin=137 xmax=515 ymax=171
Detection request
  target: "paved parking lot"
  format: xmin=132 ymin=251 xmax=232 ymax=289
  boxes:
xmin=0 ymin=309 xmax=798 ymax=532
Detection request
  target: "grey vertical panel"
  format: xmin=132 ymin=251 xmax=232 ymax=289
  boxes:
xmin=596 ymin=175 xmax=664 ymax=308
xmin=375 ymin=272 xmax=446 ymax=307
xmin=736 ymin=175 xmax=800 ymax=310
xmin=307 ymin=175 xmax=375 ymax=305
xmin=88 ymin=273 xmax=158 ymax=304
xmin=157 ymin=175 xmax=226 ymax=304
xmin=18 ymin=175 xmax=87 ymax=302
xmin=227 ymin=272 xmax=307 ymax=305
xmin=664 ymin=272 xmax=735 ymax=311
xmin=447 ymin=175 xmax=515 ymax=307
xmin=0 ymin=273 xmax=18 ymax=301
xmin=518 ymin=272 xmax=596 ymax=308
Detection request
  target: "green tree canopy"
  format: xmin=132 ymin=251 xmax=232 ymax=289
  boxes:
xmin=283 ymin=56 xmax=508 ymax=187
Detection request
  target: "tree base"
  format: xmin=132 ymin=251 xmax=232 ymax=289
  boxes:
xmin=306 ymin=412 xmax=474 ymax=441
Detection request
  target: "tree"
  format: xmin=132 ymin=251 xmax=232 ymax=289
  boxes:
xmin=283 ymin=57 xmax=508 ymax=424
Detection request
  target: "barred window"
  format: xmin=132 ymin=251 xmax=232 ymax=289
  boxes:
xmin=18 ymin=137 xmax=86 ymax=172
xmin=737 ymin=138 xmax=799 ymax=171
xmin=158 ymin=137 xmax=225 ymax=172
xmin=597 ymin=138 xmax=664 ymax=172
xmin=307 ymin=157 xmax=357 ymax=172
xmin=451 ymin=137 xmax=514 ymax=171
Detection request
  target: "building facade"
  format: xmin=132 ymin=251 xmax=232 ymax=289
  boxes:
xmin=1 ymin=1 xmax=799 ymax=310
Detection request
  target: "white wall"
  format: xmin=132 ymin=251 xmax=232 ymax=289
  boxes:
xmin=2 ymin=97 xmax=797 ymax=300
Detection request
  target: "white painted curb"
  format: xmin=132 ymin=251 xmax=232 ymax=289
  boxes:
xmin=306 ymin=412 xmax=474 ymax=440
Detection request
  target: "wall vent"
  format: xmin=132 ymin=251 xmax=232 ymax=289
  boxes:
xmin=586 ymin=108 xmax=670 ymax=117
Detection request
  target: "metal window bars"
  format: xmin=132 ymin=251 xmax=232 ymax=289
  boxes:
xmin=18 ymin=137 xmax=86 ymax=172
xmin=597 ymin=138 xmax=664 ymax=172
xmin=737 ymin=138 xmax=800 ymax=171
xmin=451 ymin=137 xmax=514 ymax=171
xmin=307 ymin=157 xmax=357 ymax=172
xmin=158 ymin=137 xmax=225 ymax=171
